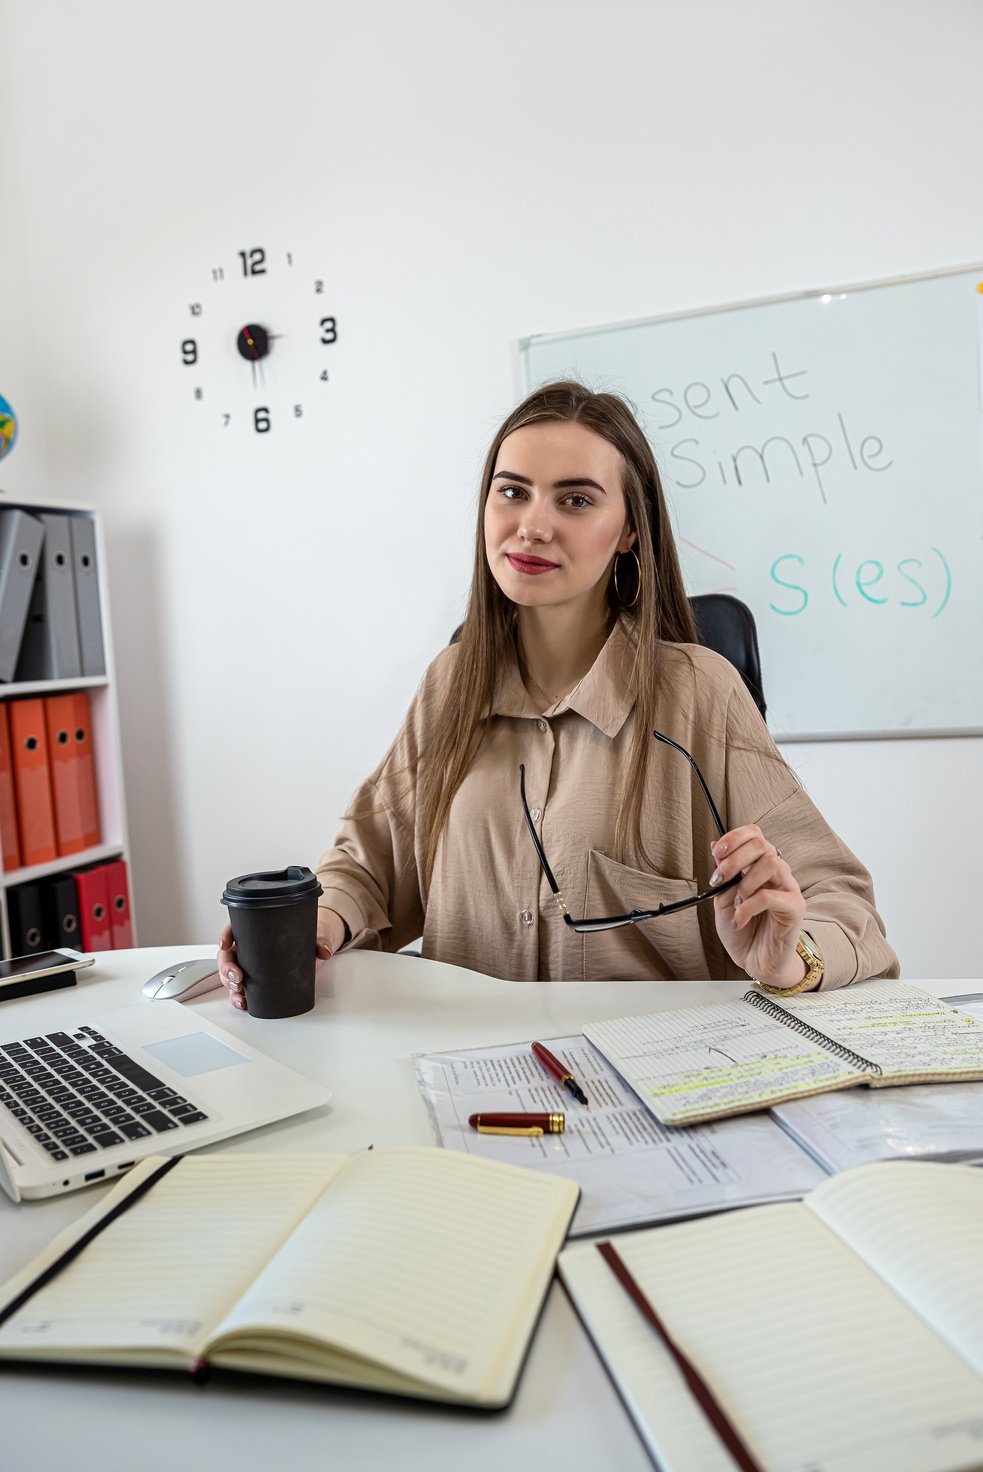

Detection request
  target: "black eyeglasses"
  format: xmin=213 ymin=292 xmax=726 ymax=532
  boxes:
xmin=519 ymin=730 xmax=741 ymax=933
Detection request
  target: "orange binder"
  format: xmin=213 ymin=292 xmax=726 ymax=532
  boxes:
xmin=68 ymin=691 xmax=100 ymax=850
xmin=0 ymin=702 xmax=21 ymax=871
xmin=44 ymin=694 xmax=87 ymax=856
xmin=72 ymin=864 xmax=112 ymax=951
xmin=9 ymin=698 xmax=57 ymax=868
xmin=104 ymin=857 xmax=133 ymax=948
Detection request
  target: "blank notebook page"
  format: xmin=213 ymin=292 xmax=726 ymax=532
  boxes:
xmin=806 ymin=1162 xmax=983 ymax=1378
xmin=211 ymin=1146 xmax=578 ymax=1400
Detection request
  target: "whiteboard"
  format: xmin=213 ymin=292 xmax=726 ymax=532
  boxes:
xmin=520 ymin=266 xmax=983 ymax=739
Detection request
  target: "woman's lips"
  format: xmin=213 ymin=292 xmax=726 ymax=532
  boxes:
xmin=507 ymin=553 xmax=560 ymax=575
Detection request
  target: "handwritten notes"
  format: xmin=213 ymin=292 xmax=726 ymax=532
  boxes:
xmin=584 ymin=1002 xmax=861 ymax=1125
xmin=775 ymin=981 xmax=983 ymax=1079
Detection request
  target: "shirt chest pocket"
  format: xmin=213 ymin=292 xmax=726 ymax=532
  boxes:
xmin=583 ymin=849 xmax=706 ymax=981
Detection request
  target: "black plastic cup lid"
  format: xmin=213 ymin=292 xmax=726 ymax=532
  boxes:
xmin=221 ymin=866 xmax=323 ymax=909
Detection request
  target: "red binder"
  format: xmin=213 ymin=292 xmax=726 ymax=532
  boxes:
xmin=68 ymin=691 xmax=100 ymax=849
xmin=104 ymin=857 xmax=133 ymax=948
xmin=0 ymin=703 xmax=21 ymax=871
xmin=44 ymin=694 xmax=87 ymax=856
xmin=9 ymin=698 xmax=58 ymax=868
xmin=72 ymin=865 xmax=112 ymax=951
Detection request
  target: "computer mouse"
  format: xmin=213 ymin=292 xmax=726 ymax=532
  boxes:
xmin=142 ymin=958 xmax=224 ymax=1001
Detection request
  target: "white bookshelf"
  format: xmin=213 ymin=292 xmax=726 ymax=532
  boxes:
xmin=0 ymin=494 xmax=134 ymax=957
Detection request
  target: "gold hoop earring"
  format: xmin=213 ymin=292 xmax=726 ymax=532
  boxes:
xmin=613 ymin=548 xmax=641 ymax=609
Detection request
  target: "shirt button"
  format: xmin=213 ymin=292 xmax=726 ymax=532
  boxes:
xmin=537 ymin=719 xmax=549 ymax=733
xmin=529 ymin=808 xmax=542 ymax=822
xmin=520 ymin=908 xmax=534 ymax=926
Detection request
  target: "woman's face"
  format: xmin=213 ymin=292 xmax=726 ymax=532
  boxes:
xmin=484 ymin=420 xmax=636 ymax=617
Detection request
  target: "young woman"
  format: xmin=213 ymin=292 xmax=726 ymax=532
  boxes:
xmin=219 ymin=381 xmax=897 ymax=1005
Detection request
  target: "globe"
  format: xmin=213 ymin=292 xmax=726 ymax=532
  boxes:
xmin=0 ymin=395 xmax=17 ymax=461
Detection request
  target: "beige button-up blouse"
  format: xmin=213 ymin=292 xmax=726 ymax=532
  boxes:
xmin=316 ymin=622 xmax=899 ymax=988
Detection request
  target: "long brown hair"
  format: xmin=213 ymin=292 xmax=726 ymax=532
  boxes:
xmin=418 ymin=380 xmax=697 ymax=886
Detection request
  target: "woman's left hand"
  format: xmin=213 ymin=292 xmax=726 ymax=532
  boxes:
xmin=710 ymin=825 xmax=807 ymax=986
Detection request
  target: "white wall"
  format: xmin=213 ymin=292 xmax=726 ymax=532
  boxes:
xmin=1 ymin=0 xmax=980 ymax=978
xmin=0 ymin=64 xmax=50 ymax=502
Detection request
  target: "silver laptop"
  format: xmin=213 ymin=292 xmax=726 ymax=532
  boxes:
xmin=0 ymin=999 xmax=332 ymax=1202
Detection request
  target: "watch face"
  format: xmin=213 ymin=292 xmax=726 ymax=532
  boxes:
xmin=179 ymin=246 xmax=338 ymax=436
xmin=796 ymin=934 xmax=823 ymax=982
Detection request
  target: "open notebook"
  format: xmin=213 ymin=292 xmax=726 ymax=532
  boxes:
xmin=559 ymin=1162 xmax=983 ymax=1472
xmin=0 ymin=1148 xmax=578 ymax=1408
xmin=583 ymin=980 xmax=983 ymax=1126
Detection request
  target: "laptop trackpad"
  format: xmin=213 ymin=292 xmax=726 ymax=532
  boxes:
xmin=143 ymin=1033 xmax=249 ymax=1076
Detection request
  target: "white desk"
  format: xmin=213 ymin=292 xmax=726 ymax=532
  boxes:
xmin=0 ymin=950 xmax=966 ymax=1472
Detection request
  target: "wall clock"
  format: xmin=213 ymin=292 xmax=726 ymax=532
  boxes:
xmin=179 ymin=246 xmax=338 ymax=434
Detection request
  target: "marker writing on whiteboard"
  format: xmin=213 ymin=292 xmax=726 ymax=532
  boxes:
xmin=769 ymin=548 xmax=951 ymax=618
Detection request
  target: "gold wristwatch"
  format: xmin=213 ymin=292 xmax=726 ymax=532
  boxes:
xmin=757 ymin=931 xmax=824 ymax=996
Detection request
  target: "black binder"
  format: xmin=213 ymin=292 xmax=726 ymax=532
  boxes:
xmin=7 ymin=882 xmax=48 ymax=954
xmin=41 ymin=873 xmax=81 ymax=950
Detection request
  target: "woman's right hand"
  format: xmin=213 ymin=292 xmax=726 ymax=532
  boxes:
xmin=217 ymin=907 xmax=348 ymax=1011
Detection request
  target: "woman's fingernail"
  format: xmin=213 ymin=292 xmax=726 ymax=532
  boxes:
xmin=226 ymin=969 xmax=240 ymax=986
xmin=233 ymin=996 xmax=245 ymax=1009
xmin=716 ymin=841 xmax=728 ymax=856
xmin=710 ymin=870 xmax=722 ymax=886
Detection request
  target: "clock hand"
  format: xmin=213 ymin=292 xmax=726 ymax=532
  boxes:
xmin=236 ymin=324 xmax=271 ymax=359
xmin=236 ymin=323 xmax=271 ymax=391
xmin=235 ymin=322 xmax=270 ymax=391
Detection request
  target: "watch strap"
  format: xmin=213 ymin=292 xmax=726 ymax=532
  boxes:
xmin=756 ymin=931 xmax=824 ymax=996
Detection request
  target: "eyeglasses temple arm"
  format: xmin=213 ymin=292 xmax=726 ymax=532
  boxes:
xmin=651 ymin=729 xmax=727 ymax=838
xmin=519 ymin=763 xmax=568 ymax=913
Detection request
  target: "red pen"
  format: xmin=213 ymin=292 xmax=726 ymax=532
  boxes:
xmin=468 ymin=1112 xmax=565 ymax=1136
xmin=532 ymin=1042 xmax=590 ymax=1105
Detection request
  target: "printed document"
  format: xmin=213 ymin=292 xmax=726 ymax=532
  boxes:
xmin=415 ymin=1035 xmax=825 ymax=1234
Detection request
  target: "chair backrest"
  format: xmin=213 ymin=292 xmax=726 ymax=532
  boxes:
xmin=448 ymin=592 xmax=767 ymax=721
xmin=689 ymin=593 xmax=766 ymax=720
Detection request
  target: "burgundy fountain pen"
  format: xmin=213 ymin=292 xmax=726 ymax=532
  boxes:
xmin=532 ymin=1042 xmax=590 ymax=1106
xmin=468 ymin=1112 xmax=565 ymax=1136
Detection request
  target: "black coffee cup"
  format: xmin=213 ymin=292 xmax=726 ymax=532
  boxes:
xmin=221 ymin=866 xmax=323 ymax=1019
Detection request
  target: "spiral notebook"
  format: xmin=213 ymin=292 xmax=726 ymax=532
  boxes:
xmin=583 ymin=981 xmax=983 ymax=1127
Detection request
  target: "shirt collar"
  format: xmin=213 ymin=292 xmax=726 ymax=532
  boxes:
xmin=490 ymin=619 xmax=637 ymax=737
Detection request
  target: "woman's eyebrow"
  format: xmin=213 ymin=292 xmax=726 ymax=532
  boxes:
xmin=492 ymin=470 xmax=608 ymax=495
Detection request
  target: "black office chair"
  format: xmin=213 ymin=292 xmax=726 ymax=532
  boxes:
xmin=448 ymin=592 xmax=767 ymax=721
xmin=689 ymin=593 xmax=766 ymax=721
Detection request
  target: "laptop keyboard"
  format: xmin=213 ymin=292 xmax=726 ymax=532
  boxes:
xmin=0 ymin=1026 xmax=209 ymax=1162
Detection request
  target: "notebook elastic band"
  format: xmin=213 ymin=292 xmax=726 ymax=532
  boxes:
xmin=596 ymin=1240 xmax=764 ymax=1472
